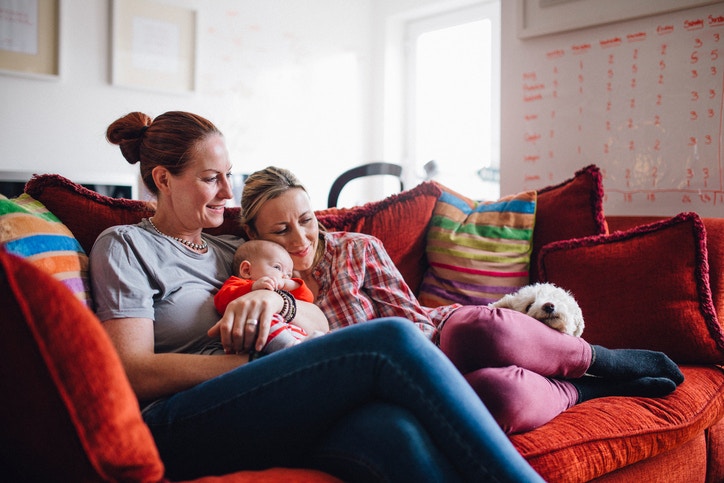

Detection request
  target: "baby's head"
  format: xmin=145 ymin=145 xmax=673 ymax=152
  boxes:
xmin=233 ymin=239 xmax=294 ymax=283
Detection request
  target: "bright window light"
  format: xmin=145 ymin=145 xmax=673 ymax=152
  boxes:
xmin=406 ymin=3 xmax=500 ymax=200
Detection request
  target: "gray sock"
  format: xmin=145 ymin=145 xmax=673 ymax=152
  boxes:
xmin=572 ymin=375 xmax=677 ymax=403
xmin=588 ymin=345 xmax=684 ymax=385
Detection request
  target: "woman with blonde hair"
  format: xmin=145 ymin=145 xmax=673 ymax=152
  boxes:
xmin=239 ymin=166 xmax=684 ymax=435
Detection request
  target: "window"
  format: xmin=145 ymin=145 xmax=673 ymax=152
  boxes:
xmin=405 ymin=1 xmax=500 ymax=199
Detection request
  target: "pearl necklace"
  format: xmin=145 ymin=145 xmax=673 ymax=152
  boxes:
xmin=147 ymin=217 xmax=208 ymax=251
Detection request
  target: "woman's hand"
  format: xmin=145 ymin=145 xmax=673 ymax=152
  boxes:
xmin=208 ymin=290 xmax=283 ymax=354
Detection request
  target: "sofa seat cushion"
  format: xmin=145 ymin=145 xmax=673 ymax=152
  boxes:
xmin=590 ymin=432 xmax=707 ymax=483
xmin=511 ymin=366 xmax=724 ymax=483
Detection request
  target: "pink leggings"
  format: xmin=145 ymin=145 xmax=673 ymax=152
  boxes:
xmin=438 ymin=305 xmax=592 ymax=434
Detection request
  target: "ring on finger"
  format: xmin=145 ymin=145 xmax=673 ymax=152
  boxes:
xmin=246 ymin=319 xmax=258 ymax=328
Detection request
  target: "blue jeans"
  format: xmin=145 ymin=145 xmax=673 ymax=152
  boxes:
xmin=142 ymin=318 xmax=543 ymax=482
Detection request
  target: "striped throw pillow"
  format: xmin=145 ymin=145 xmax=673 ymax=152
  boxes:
xmin=0 ymin=193 xmax=92 ymax=308
xmin=419 ymin=186 xmax=537 ymax=307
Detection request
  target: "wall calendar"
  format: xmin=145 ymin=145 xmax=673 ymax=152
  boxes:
xmin=506 ymin=4 xmax=724 ymax=217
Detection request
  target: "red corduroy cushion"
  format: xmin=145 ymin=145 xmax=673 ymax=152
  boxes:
xmin=538 ymin=212 xmax=724 ymax=364
xmin=25 ymin=174 xmax=157 ymax=254
xmin=316 ymin=181 xmax=442 ymax=293
xmin=25 ymin=174 xmax=248 ymax=250
xmin=0 ymin=247 xmax=165 ymax=482
xmin=530 ymin=164 xmax=608 ymax=282
xmin=704 ymin=217 xmax=724 ymax=330
xmin=511 ymin=366 xmax=724 ymax=483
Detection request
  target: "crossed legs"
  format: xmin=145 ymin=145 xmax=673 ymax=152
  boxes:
xmin=440 ymin=305 xmax=683 ymax=434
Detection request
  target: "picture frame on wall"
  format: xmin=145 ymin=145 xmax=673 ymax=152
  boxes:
xmin=111 ymin=0 xmax=196 ymax=94
xmin=517 ymin=0 xmax=722 ymax=39
xmin=0 ymin=0 xmax=61 ymax=79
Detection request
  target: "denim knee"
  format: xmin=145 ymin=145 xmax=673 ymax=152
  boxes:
xmin=312 ymin=402 xmax=457 ymax=482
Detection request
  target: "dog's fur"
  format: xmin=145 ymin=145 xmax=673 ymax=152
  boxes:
xmin=489 ymin=283 xmax=584 ymax=336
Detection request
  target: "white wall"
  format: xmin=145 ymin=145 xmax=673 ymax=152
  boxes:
xmin=1 ymin=0 xmax=500 ymax=209
xmin=0 ymin=0 xmax=374 ymax=209
xmin=9 ymin=0 xmax=710 ymax=216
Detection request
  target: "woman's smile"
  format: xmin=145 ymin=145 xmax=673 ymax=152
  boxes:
xmin=291 ymin=245 xmax=311 ymax=259
xmin=207 ymin=203 xmax=226 ymax=214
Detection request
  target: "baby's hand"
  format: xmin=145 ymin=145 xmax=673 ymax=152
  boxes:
xmin=252 ymin=276 xmax=278 ymax=292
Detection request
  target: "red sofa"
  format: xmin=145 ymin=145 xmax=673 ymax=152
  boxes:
xmin=2 ymin=164 xmax=724 ymax=482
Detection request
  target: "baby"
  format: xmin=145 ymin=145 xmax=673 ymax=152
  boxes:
xmin=208 ymin=239 xmax=318 ymax=358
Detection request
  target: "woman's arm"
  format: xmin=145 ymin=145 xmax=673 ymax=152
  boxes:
xmin=208 ymin=290 xmax=328 ymax=354
xmin=291 ymin=299 xmax=328 ymax=334
xmin=315 ymin=233 xmax=437 ymax=335
xmin=107 ymin=294 xmax=326 ymax=401
xmin=104 ymin=317 xmax=248 ymax=401
xmin=359 ymin=237 xmax=438 ymax=333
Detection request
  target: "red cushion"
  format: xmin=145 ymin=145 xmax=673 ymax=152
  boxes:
xmin=316 ymin=181 xmax=442 ymax=293
xmin=538 ymin=212 xmax=724 ymax=364
xmin=25 ymin=174 xmax=157 ymax=254
xmin=704 ymin=218 xmax=724 ymax=333
xmin=0 ymin=247 xmax=165 ymax=481
xmin=587 ymin=434 xmax=707 ymax=483
xmin=531 ymin=164 xmax=607 ymax=282
xmin=511 ymin=366 xmax=724 ymax=482
xmin=182 ymin=468 xmax=341 ymax=482
xmin=24 ymin=174 xmax=248 ymax=254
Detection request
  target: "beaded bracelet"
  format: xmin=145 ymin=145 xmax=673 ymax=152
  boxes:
xmin=275 ymin=289 xmax=297 ymax=322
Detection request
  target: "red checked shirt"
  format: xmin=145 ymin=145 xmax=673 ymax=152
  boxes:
xmin=310 ymin=231 xmax=460 ymax=343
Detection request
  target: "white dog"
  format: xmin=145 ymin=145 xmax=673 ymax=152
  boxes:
xmin=489 ymin=283 xmax=584 ymax=337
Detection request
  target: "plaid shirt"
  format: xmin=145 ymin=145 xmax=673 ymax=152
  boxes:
xmin=311 ymin=231 xmax=460 ymax=343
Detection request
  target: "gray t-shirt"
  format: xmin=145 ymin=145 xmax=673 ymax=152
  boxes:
xmin=90 ymin=218 xmax=243 ymax=354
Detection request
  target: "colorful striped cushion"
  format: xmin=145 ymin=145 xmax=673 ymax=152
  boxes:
xmin=0 ymin=194 xmax=92 ymax=308
xmin=419 ymin=186 xmax=536 ymax=307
